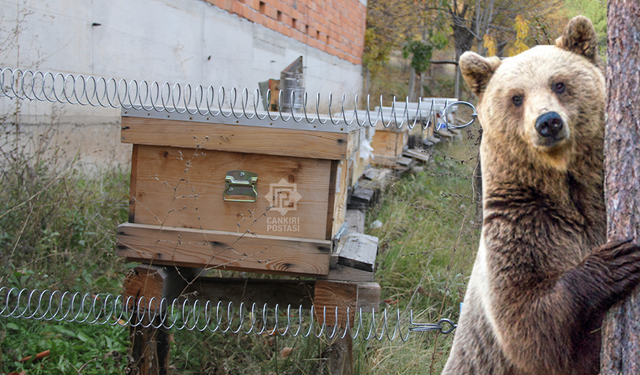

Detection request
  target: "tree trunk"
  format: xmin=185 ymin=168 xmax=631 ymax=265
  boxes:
xmin=408 ymin=68 xmax=416 ymax=102
xmin=600 ymin=2 xmax=640 ymax=374
xmin=452 ymin=22 xmax=475 ymax=60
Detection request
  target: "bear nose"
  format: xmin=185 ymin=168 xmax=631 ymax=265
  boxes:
xmin=535 ymin=112 xmax=564 ymax=138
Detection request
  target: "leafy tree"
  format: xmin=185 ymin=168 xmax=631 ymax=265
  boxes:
xmin=444 ymin=0 xmax=563 ymax=58
xmin=363 ymin=28 xmax=393 ymax=96
xmin=363 ymin=0 xmax=568 ymax=100
xmin=402 ymin=33 xmax=448 ymax=99
xmin=363 ymin=0 xmax=450 ymax=98
xmin=363 ymin=0 xmax=420 ymax=96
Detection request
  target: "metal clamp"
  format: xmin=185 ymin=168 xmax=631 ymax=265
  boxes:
xmin=409 ymin=318 xmax=457 ymax=334
xmin=224 ymin=170 xmax=258 ymax=202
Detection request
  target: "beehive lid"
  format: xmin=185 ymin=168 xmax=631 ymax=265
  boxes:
xmin=120 ymin=108 xmax=352 ymax=160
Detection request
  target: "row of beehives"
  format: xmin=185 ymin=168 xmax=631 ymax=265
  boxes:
xmin=115 ymin=97 xmax=457 ymax=280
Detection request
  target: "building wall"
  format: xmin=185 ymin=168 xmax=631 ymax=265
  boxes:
xmin=209 ymin=0 xmax=366 ymax=65
xmin=0 ymin=0 xmax=366 ymax=167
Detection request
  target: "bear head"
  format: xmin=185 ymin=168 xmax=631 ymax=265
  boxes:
xmin=460 ymin=16 xmax=605 ymax=174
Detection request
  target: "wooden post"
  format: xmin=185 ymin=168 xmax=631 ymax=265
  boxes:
xmin=600 ymin=2 xmax=640 ymax=373
xmin=122 ymin=266 xmax=380 ymax=374
xmin=314 ymin=280 xmax=357 ymax=375
xmin=124 ymin=265 xmax=199 ymax=375
xmin=313 ymin=280 xmax=381 ymax=375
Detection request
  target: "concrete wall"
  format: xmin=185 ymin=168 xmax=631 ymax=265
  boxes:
xmin=0 ymin=0 xmax=365 ymax=167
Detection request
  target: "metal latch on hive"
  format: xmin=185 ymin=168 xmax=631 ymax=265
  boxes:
xmin=224 ymin=170 xmax=258 ymax=202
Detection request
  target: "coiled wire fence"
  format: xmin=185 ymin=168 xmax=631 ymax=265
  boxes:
xmin=0 ymin=287 xmax=456 ymax=342
xmin=0 ymin=67 xmax=476 ymax=130
xmin=0 ymin=67 xmax=471 ymax=341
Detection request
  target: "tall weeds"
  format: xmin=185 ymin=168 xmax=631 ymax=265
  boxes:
xmin=0 ymin=116 xmax=129 ymax=291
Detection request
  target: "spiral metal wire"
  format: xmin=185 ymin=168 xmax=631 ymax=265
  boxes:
xmin=0 ymin=67 xmax=476 ymax=130
xmin=0 ymin=287 xmax=456 ymax=341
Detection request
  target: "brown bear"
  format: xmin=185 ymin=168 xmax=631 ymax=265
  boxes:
xmin=442 ymin=16 xmax=640 ymax=375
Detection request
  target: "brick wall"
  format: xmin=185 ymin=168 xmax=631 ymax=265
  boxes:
xmin=207 ymin=0 xmax=366 ymax=65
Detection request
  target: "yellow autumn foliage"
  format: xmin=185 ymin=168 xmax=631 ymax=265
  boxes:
xmin=483 ymin=34 xmax=497 ymax=56
xmin=507 ymin=15 xmax=531 ymax=56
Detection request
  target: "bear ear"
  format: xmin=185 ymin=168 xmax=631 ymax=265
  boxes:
xmin=555 ymin=16 xmax=601 ymax=65
xmin=459 ymin=51 xmax=502 ymax=97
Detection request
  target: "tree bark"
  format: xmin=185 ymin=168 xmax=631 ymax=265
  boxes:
xmin=600 ymin=1 xmax=640 ymax=373
xmin=408 ymin=68 xmax=416 ymax=102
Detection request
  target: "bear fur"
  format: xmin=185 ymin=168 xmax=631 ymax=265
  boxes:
xmin=442 ymin=16 xmax=640 ymax=375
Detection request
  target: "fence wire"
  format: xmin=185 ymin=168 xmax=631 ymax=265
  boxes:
xmin=0 ymin=287 xmax=456 ymax=342
xmin=0 ymin=67 xmax=476 ymax=130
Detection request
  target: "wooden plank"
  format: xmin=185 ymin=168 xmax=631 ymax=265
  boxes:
xmin=184 ymin=278 xmax=315 ymax=309
xmin=121 ymin=116 xmax=348 ymax=160
xmin=427 ymin=135 xmax=441 ymax=144
xmin=359 ymin=168 xmax=391 ymax=193
xmin=314 ymin=280 xmax=357 ymax=328
xmin=350 ymin=155 xmax=370 ymax=188
xmin=356 ymin=282 xmax=381 ymax=312
xmin=320 ymin=262 xmax=375 ymax=282
xmin=374 ymin=122 xmax=406 ymax=133
xmin=345 ymin=128 xmax=360 ymax=188
xmin=329 ymin=159 xmax=349 ymax=240
xmin=131 ymin=145 xmax=331 ymax=240
xmin=435 ymin=129 xmax=455 ymax=139
xmin=397 ymin=156 xmax=412 ymax=167
xmin=401 ymin=131 xmax=409 ymax=150
xmin=348 ymin=188 xmax=375 ymax=210
xmin=349 ymin=127 xmax=374 ymax=187
xmin=426 ymin=122 xmax=434 ymax=140
xmin=325 ymin=160 xmax=339 ymax=240
xmin=337 ymin=233 xmax=378 ymax=272
xmin=116 ymin=223 xmax=331 ymax=276
xmin=123 ymin=265 xmax=165 ymax=308
xmin=346 ymin=128 xmax=360 ymax=160
xmin=371 ymin=131 xmax=400 ymax=158
xmin=363 ymin=168 xmax=379 ymax=181
xmin=345 ymin=209 xmax=366 ymax=234
xmin=404 ymin=148 xmax=430 ymax=162
xmin=128 ymin=144 xmax=140 ymax=223
xmin=372 ymin=129 xmax=409 ymax=159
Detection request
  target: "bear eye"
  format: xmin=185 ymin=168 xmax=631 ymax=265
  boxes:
xmin=554 ymin=82 xmax=565 ymax=94
xmin=512 ymin=95 xmax=524 ymax=107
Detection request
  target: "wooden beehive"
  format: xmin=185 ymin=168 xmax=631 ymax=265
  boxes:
xmin=371 ymin=122 xmax=409 ymax=160
xmin=116 ymin=109 xmax=356 ymax=277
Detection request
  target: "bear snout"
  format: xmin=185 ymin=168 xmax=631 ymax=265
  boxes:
xmin=535 ymin=112 xmax=564 ymax=138
xmin=533 ymin=111 xmax=570 ymax=150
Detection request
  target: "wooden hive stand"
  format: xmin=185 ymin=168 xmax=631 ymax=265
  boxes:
xmin=116 ymin=108 xmax=381 ymax=374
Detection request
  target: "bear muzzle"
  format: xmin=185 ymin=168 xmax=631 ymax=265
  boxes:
xmin=534 ymin=111 xmax=569 ymax=148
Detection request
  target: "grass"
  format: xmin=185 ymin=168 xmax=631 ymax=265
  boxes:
xmin=0 ymin=122 xmax=132 ymax=374
xmin=360 ymin=133 xmax=481 ymax=374
xmin=0 ymin=118 xmax=482 ymax=374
